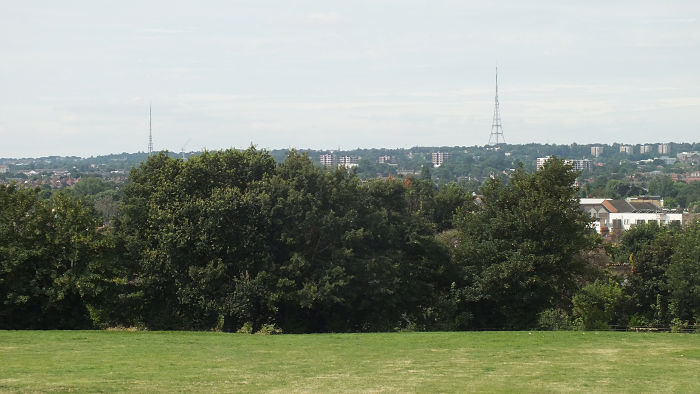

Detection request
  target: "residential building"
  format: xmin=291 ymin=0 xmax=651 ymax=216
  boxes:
xmin=677 ymin=151 xmax=700 ymax=165
xmin=378 ymin=155 xmax=392 ymax=164
xmin=536 ymin=156 xmax=550 ymax=170
xmin=337 ymin=155 xmax=359 ymax=169
xmin=591 ymin=146 xmax=604 ymax=157
xmin=431 ymin=152 xmax=450 ymax=167
xmin=568 ymin=159 xmax=593 ymax=172
xmin=581 ymin=198 xmax=692 ymax=235
xmin=658 ymin=143 xmax=670 ymax=155
xmin=319 ymin=154 xmax=336 ymax=167
xmin=580 ymin=198 xmax=610 ymax=234
xmin=620 ymin=145 xmax=634 ymax=155
xmin=628 ymin=196 xmax=664 ymax=208
xmin=658 ymin=156 xmax=677 ymax=165
xmin=537 ymin=157 xmax=591 ymax=172
xmin=684 ymin=171 xmax=700 ymax=183
xmin=608 ymin=209 xmax=684 ymax=232
xmin=0 ymin=165 xmax=8 ymax=174
xmin=640 ymin=145 xmax=653 ymax=154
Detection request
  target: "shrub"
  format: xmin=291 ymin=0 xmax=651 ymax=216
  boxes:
xmin=670 ymin=318 xmax=689 ymax=333
xmin=236 ymin=322 xmax=254 ymax=334
xmin=536 ymin=309 xmax=579 ymax=331
xmin=255 ymin=323 xmax=282 ymax=335
xmin=628 ymin=314 xmax=651 ymax=328
xmin=573 ymin=279 xmax=623 ymax=330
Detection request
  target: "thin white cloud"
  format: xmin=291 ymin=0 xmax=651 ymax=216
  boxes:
xmin=655 ymin=97 xmax=700 ymax=109
xmin=141 ymin=28 xmax=193 ymax=34
xmin=641 ymin=17 xmax=697 ymax=24
xmin=306 ymin=12 xmax=341 ymax=24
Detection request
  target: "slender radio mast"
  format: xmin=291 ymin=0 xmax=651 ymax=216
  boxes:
xmin=148 ymin=104 xmax=154 ymax=155
xmin=488 ymin=67 xmax=506 ymax=145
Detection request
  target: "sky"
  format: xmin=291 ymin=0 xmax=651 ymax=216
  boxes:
xmin=1 ymin=0 xmax=700 ymax=158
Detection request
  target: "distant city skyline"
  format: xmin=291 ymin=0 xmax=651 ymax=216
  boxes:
xmin=2 ymin=1 xmax=700 ymax=158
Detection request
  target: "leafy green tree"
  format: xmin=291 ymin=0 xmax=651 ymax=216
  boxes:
xmin=420 ymin=164 xmax=432 ymax=180
xmin=647 ymin=175 xmax=675 ymax=198
xmin=116 ymin=149 xmax=450 ymax=332
xmin=674 ymin=181 xmax=700 ymax=209
xmin=72 ymin=176 xmax=111 ymax=197
xmin=616 ymin=223 xmax=675 ymax=325
xmin=666 ymin=220 xmax=700 ymax=325
xmin=0 ymin=184 xmax=115 ymax=329
xmin=451 ymin=157 xmax=593 ymax=329
xmin=573 ymin=279 xmax=624 ymax=329
xmin=115 ymin=149 xmax=277 ymax=330
xmin=604 ymin=179 xmax=645 ymax=199
xmin=262 ymin=153 xmax=449 ymax=332
xmin=405 ymin=176 xmax=436 ymax=224
xmin=432 ymin=183 xmax=473 ymax=232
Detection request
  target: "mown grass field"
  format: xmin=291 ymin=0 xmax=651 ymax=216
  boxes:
xmin=1 ymin=330 xmax=698 ymax=393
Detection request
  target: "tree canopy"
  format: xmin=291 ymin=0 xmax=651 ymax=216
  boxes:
xmin=450 ymin=158 xmax=593 ymax=329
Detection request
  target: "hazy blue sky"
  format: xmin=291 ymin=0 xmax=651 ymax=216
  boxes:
xmin=2 ymin=1 xmax=699 ymax=157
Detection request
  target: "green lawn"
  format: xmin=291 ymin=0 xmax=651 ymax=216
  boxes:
xmin=1 ymin=330 xmax=698 ymax=393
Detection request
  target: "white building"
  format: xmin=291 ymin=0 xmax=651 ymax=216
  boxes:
xmin=0 ymin=165 xmax=8 ymax=174
xmin=677 ymin=151 xmax=700 ymax=164
xmin=319 ymin=154 xmax=336 ymax=167
xmin=591 ymin=146 xmax=604 ymax=157
xmin=432 ymin=152 xmax=450 ymax=167
xmin=581 ymin=198 xmax=693 ymax=235
xmin=378 ymin=155 xmax=392 ymax=164
xmin=608 ymin=211 xmax=684 ymax=231
xmin=537 ymin=157 xmax=591 ymax=172
xmin=568 ymin=159 xmax=592 ymax=172
xmin=658 ymin=143 xmax=670 ymax=155
xmin=337 ymin=156 xmax=359 ymax=169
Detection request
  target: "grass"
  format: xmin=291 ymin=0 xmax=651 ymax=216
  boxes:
xmin=1 ymin=330 xmax=699 ymax=393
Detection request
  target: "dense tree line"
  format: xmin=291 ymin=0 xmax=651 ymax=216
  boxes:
xmin=2 ymin=151 xmax=698 ymax=332
xmin=0 ymin=185 xmax=118 ymax=328
xmin=602 ymin=222 xmax=700 ymax=329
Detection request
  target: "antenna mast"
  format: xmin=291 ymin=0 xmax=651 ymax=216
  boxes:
xmin=148 ymin=104 xmax=154 ymax=155
xmin=488 ymin=67 xmax=506 ymax=145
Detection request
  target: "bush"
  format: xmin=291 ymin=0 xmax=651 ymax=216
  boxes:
xmin=670 ymin=318 xmax=689 ymax=333
xmin=572 ymin=279 xmax=623 ymax=330
xmin=536 ymin=309 xmax=579 ymax=331
xmin=628 ymin=314 xmax=651 ymax=328
xmin=255 ymin=323 xmax=282 ymax=335
xmin=236 ymin=322 xmax=254 ymax=334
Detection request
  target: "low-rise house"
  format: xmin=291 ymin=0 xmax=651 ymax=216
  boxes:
xmin=580 ymin=198 xmax=610 ymax=234
xmin=676 ymin=151 xmax=700 ymax=164
xmin=684 ymin=171 xmax=700 ymax=183
xmin=581 ymin=197 xmax=692 ymax=235
xmin=603 ymin=199 xmax=681 ymax=231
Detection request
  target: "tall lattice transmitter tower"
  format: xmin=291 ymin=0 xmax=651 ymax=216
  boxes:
xmin=488 ymin=67 xmax=506 ymax=145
